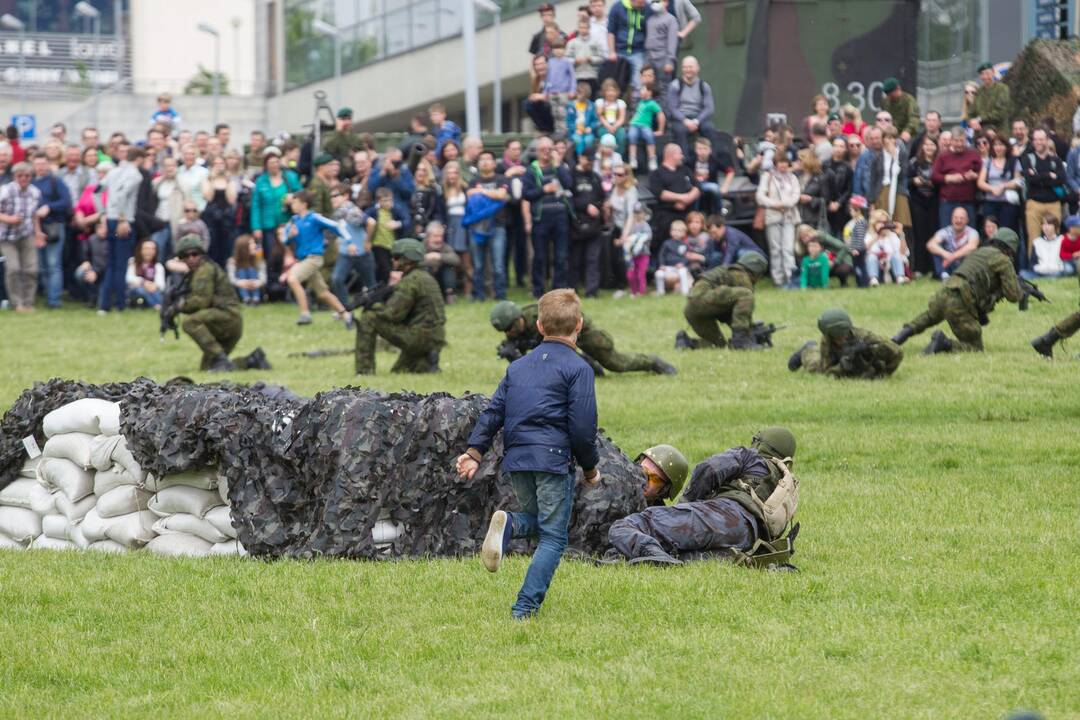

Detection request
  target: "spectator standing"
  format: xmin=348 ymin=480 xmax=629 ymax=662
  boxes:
xmin=907 ymin=135 xmax=940 ymax=276
xmin=367 ymin=148 xmax=416 ymax=234
xmin=99 ymin=149 xmax=143 ymax=312
xmin=567 ymin=17 xmax=605 ymax=95
xmin=168 ymin=202 xmax=211 ymax=275
xmin=0 ymin=163 xmax=44 ymax=311
xmin=931 ymin=128 xmax=981 ymax=229
xmin=912 ymin=110 xmax=943 ymax=154
xmin=1042 ymin=117 xmax=1070 ymax=161
xmin=810 ymin=122 xmax=832 ymax=165
xmin=438 ymin=162 xmax=470 ymax=295
xmin=227 ymin=234 xmax=267 ymax=305
xmin=645 ymin=1 xmax=679 ymax=105
xmin=1020 ymin=129 xmax=1067 ymax=266
xmin=607 ymin=0 xmax=652 ymax=94
xmin=824 ymin=137 xmax=853 ymax=235
xmin=796 ymin=148 xmax=829 ymax=230
xmin=72 ymin=160 xmax=111 ymax=246
xmin=177 ymin=144 xmax=209 ymax=212
xmin=843 ymin=195 xmax=870 ymax=286
xmin=569 ymin=149 xmax=605 ymax=298
xmin=648 ymin=142 xmax=700 ymax=252
xmin=30 ymin=153 xmax=72 ymax=308
xmin=410 ymin=160 xmax=442 ymax=239
xmin=365 ymin=187 xmax=408 ymax=285
xmin=755 ymin=153 xmax=801 ymax=287
xmin=978 ymin=135 xmax=1023 ymax=237
xmin=430 ymin=103 xmax=462 ymax=158
xmin=321 ymin=109 xmax=360 ymax=177
xmin=852 ymin=126 xmax=882 ymax=200
xmin=250 ymin=148 xmax=302 ymax=259
xmin=497 ymin=139 xmax=529 ymax=289
xmin=545 ymin=40 xmax=577 ymax=137
xmin=971 ymin=62 xmax=1010 ymax=134
xmin=0 ymin=142 xmax=13 ymax=185
xmin=803 ymin=95 xmax=830 ymax=142
xmin=467 ymin=150 xmax=511 ymax=301
xmin=880 ymin=77 xmax=920 ymax=144
xmin=58 ymin=144 xmax=91 ymax=208
xmin=619 ymin=201 xmax=652 ymax=297
xmin=201 ymin=156 xmax=239 ymax=269
xmin=330 ymin=182 xmax=376 ymax=303
xmin=841 ymin=104 xmax=868 ymax=139
xmin=528 ymin=3 xmax=565 ymax=56
xmin=245 ymin=131 xmax=267 ymax=174
xmin=589 ymin=0 xmax=608 ymax=38
xmin=870 ymin=128 xmax=911 ymax=229
xmin=1010 ymin=120 xmax=1032 ymax=159
xmin=523 ymin=136 xmax=574 ymax=297
xmin=667 ymin=57 xmax=716 ymax=156
xmin=125 ymin=238 xmax=164 ymax=309
xmin=926 ymin=206 xmax=979 ymax=279
xmin=607 ymin=165 xmax=639 ymax=239
xmin=627 ymin=83 xmax=665 ymax=172
xmin=525 ymin=55 xmax=555 ymax=134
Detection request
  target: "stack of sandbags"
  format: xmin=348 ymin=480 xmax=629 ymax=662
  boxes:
xmin=0 ymin=457 xmax=51 ymax=548
xmin=145 ymin=469 xmax=245 ymax=558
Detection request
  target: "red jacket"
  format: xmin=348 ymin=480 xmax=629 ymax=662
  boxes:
xmin=931 ymin=149 xmax=982 ymax=203
xmin=1059 ymin=234 xmax=1080 ymax=261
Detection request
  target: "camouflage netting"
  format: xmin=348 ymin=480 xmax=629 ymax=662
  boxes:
xmin=0 ymin=379 xmax=645 ymax=559
xmin=1005 ymin=38 xmax=1080 ymax=132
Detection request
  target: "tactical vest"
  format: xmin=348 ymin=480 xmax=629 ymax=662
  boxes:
xmin=953 ymin=247 xmax=1004 ymax=304
xmin=720 ymin=457 xmax=799 ymax=540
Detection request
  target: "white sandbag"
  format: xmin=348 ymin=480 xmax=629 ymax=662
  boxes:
xmin=96 ymin=485 xmax=152 ymax=518
xmin=80 ymin=507 xmax=109 ymax=542
xmin=41 ymin=432 xmax=96 ymax=469
xmin=67 ymin=522 xmax=90 ymax=550
xmin=19 ymin=456 xmax=41 ymax=479
xmin=87 ymin=540 xmax=127 ymax=554
xmin=30 ymin=535 xmax=76 ymax=551
xmin=36 ymin=457 xmax=94 ymax=501
xmin=143 ymin=468 xmax=218 ymax=492
xmin=217 ymin=475 xmax=229 ymax=504
xmin=94 ymin=465 xmax=141 ymax=496
xmin=146 ymin=533 xmax=212 ymax=558
xmin=152 ymin=513 xmax=230 ymax=544
xmin=208 ymin=540 xmax=247 ymax=557
xmin=0 ymin=478 xmax=57 ymax=514
xmin=0 ymin=506 xmax=42 ymax=543
xmin=148 ymin=486 xmax=223 ymax=518
xmin=372 ymin=519 xmax=404 ymax=545
xmin=104 ymin=510 xmax=156 ymax=547
xmin=55 ymin=493 xmax=96 ymax=523
xmin=43 ymin=398 xmax=121 ymax=438
xmin=88 ymin=435 xmax=144 ymax=481
xmin=0 ymin=532 xmax=27 ymax=550
xmin=204 ymin=505 xmax=236 ymax=540
xmin=41 ymin=514 xmax=70 ymax=540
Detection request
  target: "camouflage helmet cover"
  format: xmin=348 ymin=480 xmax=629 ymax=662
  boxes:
xmin=817 ymin=308 xmax=854 ymax=339
xmin=391 ymin=238 xmax=425 ymax=263
xmin=490 ymin=301 xmax=523 ymax=331
xmin=752 ymin=426 xmax=797 ymax=461
xmin=175 ymin=235 xmax=205 ymax=257
xmin=736 ymin=251 xmax=768 ymax=279
xmin=636 ymin=444 xmax=689 ymax=500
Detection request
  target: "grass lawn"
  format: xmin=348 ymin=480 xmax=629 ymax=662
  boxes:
xmin=1 ymin=277 xmax=1078 ymax=719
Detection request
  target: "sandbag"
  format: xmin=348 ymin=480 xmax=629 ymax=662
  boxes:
xmin=42 ymin=398 xmax=121 ymax=438
xmin=19 ymin=457 xmax=41 ymax=479
xmin=148 ymin=486 xmax=223 ymax=518
xmin=55 ymin=493 xmax=96 ymax=523
xmin=104 ymin=510 xmax=156 ymax=547
xmin=87 ymin=539 xmax=127 ymax=553
xmin=146 ymin=533 xmax=212 ymax=558
xmin=373 ymin=519 xmax=404 ymax=545
xmin=152 ymin=513 xmax=230 ymax=544
xmin=30 ymin=535 xmax=76 ymax=551
xmin=208 ymin=540 xmax=247 ymax=557
xmin=204 ymin=505 xmax=236 ymax=540
xmin=67 ymin=522 xmax=90 ymax=550
xmin=89 ymin=435 xmax=144 ymax=480
xmin=0 ymin=506 xmax=42 ymax=543
xmin=217 ymin=476 xmax=229 ymax=504
xmin=41 ymin=432 xmax=96 ymax=469
xmin=0 ymin=532 xmax=26 ymax=550
xmin=36 ymin=457 xmax=94 ymax=502
xmin=41 ymin=514 xmax=70 ymax=540
xmin=80 ymin=507 xmax=109 ymax=542
xmin=94 ymin=465 xmax=141 ymax=496
xmin=0 ymin=478 xmax=57 ymax=514
xmin=143 ymin=468 xmax=218 ymax=492
xmin=96 ymin=485 xmax=152 ymax=519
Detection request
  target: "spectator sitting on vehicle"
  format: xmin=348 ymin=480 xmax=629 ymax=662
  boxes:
xmin=545 ymin=39 xmax=576 ymax=136
xmin=422 ymin=221 xmax=461 ymax=303
xmin=705 ymin=214 xmax=762 ymax=268
xmin=691 ymin=136 xmax=733 ymax=214
xmin=524 ymin=55 xmax=555 ymax=134
xmin=125 ymin=238 xmax=165 ymax=309
xmin=331 ymin=181 xmax=376 ymax=302
xmin=607 ymin=0 xmax=652 ymax=94
xmin=567 ymin=80 xmax=600 ymax=157
xmin=799 ymin=235 xmax=830 ymax=289
xmin=927 ymin=206 xmax=979 ymax=280
xmin=595 ymin=79 xmax=627 ymax=155
xmin=528 ymin=3 xmax=565 ymax=57
xmin=626 ymin=82 xmax=664 ymax=172
xmin=595 ymin=133 xmax=624 ymax=192
xmin=429 ymin=103 xmax=461 ymax=158
xmin=667 ymin=56 xmax=716 ymax=156
xmin=150 ymin=93 xmax=181 ymax=130
xmin=226 ymin=234 xmax=267 ymax=305
xmin=654 ymin=219 xmax=695 ymax=295
xmin=645 ymin=0 xmax=679 ymax=105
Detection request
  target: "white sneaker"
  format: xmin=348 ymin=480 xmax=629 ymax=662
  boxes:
xmin=940 ymin=272 xmax=949 ymax=281
xmin=869 ymin=277 xmax=880 ymax=287
xmin=612 ymin=290 xmax=626 ymax=299
xmin=482 ymin=510 xmax=510 ymax=573
xmin=897 ymin=276 xmax=909 ymax=285
xmin=648 ymin=157 xmax=658 ymax=172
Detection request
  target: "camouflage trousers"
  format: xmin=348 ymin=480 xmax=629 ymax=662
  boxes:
xmin=355 ymin=312 xmax=444 ymax=374
xmin=578 ymin=326 xmax=656 ymax=373
xmin=1055 ymin=311 xmax=1080 ymax=338
xmin=683 ymin=286 xmax=754 ymax=347
xmin=182 ymin=309 xmax=243 ymax=370
xmin=608 ymin=497 xmax=757 ymax=559
xmin=908 ymin=286 xmax=983 ymax=351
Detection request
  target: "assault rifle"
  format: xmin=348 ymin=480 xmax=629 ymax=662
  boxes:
xmin=1019 ymin=279 xmax=1050 ymax=312
xmin=159 ymin=273 xmax=192 ymax=340
xmin=750 ymin=321 xmax=786 ymax=348
xmin=349 ymin=283 xmax=394 ymax=312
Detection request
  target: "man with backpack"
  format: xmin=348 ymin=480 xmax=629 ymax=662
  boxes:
xmin=666 ymin=56 xmax=716 ymax=156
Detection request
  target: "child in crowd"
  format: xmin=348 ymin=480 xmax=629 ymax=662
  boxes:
xmin=655 ymin=219 xmax=694 ymax=296
xmin=125 ymin=238 xmax=165 ymax=309
xmin=73 ymin=217 xmax=109 ymax=304
xmin=843 ymin=195 xmax=869 ymax=287
xmin=421 ymin=221 xmax=461 ymax=304
xmin=799 ymin=236 xmax=831 ymax=289
xmin=644 ymin=0 xmax=679 ymax=102
xmin=284 ymin=190 xmax=352 ymax=325
xmin=1060 ymin=214 xmax=1080 ymax=274
xmin=330 ymin=181 xmax=376 ymax=304
xmin=167 ymin=201 xmax=211 ymax=274
xmin=1022 ymin=214 xmax=1067 ymax=280
xmin=567 ymin=80 xmax=600 ymax=156
xmin=620 ymin=201 xmax=652 ymax=297
xmin=596 ymin=133 xmax=624 ymax=193
xmin=692 ymin=136 xmax=733 ymax=213
xmin=595 ymin=79 xmax=627 ymax=154
xmin=429 ymin=102 xmax=461 ymax=156
xmin=627 ymin=83 xmax=665 ymax=172
xmin=227 ymin=234 xmax=267 ymax=305
xmin=364 ymin=187 xmax=407 ymax=284
xmin=864 ymin=208 xmax=909 ymax=286
xmin=545 ymin=39 xmax=576 ymax=136
xmin=684 ymin=211 xmax=710 ymax=276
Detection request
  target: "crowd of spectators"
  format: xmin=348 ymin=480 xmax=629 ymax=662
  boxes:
xmin=3 ymin=13 xmax=1079 ymax=315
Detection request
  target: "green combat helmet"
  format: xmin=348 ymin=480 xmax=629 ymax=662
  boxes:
xmin=391 ymin=238 xmax=425 ymax=263
xmin=175 ymin=234 xmax=205 ymax=257
xmin=736 ymin=251 xmax=768 ymax=280
xmin=636 ymin=444 xmax=689 ymax=500
xmin=817 ymin=308 xmax=853 ymax=339
xmin=989 ymin=227 xmax=1019 ymax=257
xmin=490 ymin=301 xmax=523 ymax=332
xmin=752 ymin=426 xmax=797 ymax=462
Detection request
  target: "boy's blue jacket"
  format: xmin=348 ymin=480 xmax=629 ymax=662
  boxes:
xmin=468 ymin=339 xmax=599 ymax=474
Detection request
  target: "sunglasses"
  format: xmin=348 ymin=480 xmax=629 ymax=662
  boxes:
xmin=976 ymin=139 xmax=989 ymax=145
xmin=613 ymin=171 xmax=627 ymax=177
xmin=179 ymin=251 xmax=201 ymax=259
xmin=184 ymin=208 xmax=198 ymax=213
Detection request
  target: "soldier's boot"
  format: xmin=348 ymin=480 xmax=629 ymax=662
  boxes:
xmin=209 ymin=354 xmax=236 ymax=372
xmin=922 ymin=330 xmax=955 ymax=355
xmin=1030 ymin=327 xmax=1061 ymax=358
xmin=627 ymin=545 xmax=683 ymax=566
xmin=649 ymin=355 xmax=678 ymax=375
xmin=788 ymin=341 xmax=816 ymax=371
xmin=674 ymin=330 xmax=699 ymax=351
xmin=729 ymin=328 xmax=765 ymax=351
xmin=240 ymin=347 xmax=272 ymax=370
xmin=426 ymin=349 xmax=441 ymax=373
xmin=892 ymin=325 xmax=916 ymax=345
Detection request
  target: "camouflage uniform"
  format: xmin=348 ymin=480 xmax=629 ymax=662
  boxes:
xmin=355 ymin=266 xmax=446 ymax=374
xmin=903 ymin=246 xmax=1022 ymax=351
xmin=881 ymin=91 xmax=921 ymax=137
xmin=682 ymin=265 xmax=756 ymax=348
xmin=510 ymin=304 xmax=658 ymax=373
xmin=321 ymin=130 xmax=360 ymax=177
xmin=971 ymin=82 xmax=1011 ymax=132
xmin=799 ymin=327 xmax=903 ymax=378
xmin=307 ymin=175 xmax=337 ymax=273
xmin=1053 ymin=274 xmax=1080 ymax=338
xmin=179 ymin=260 xmax=243 ymax=370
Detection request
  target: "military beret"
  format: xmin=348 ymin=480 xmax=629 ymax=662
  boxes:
xmin=336 ymin=107 xmax=353 ymax=118
xmin=882 ymin=77 xmax=899 ymax=93
xmin=313 ymin=152 xmax=334 ymax=167
xmin=977 ymin=62 xmax=994 ymax=73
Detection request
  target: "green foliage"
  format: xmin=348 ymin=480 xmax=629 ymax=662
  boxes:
xmin=1 ymin=279 xmax=1079 ymax=717
xmin=184 ymin=65 xmax=231 ymax=96
xmin=1006 ymin=38 xmax=1080 ymax=129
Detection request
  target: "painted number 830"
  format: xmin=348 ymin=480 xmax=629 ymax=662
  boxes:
xmin=822 ymin=81 xmax=884 ymax=114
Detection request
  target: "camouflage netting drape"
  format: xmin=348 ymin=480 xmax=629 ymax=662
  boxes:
xmin=0 ymin=379 xmax=645 ymax=559
xmin=1005 ymin=38 xmax=1080 ymax=133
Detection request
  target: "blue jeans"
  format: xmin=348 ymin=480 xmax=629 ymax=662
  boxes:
xmin=628 ymin=124 xmax=654 ymax=148
xmin=151 ymin=226 xmax=172 ymax=262
xmin=101 ymin=220 xmax=133 ymax=311
xmin=932 ymin=255 xmax=962 ymax=278
xmin=37 ymin=224 xmax=65 ymax=307
xmin=623 ymin=51 xmax=644 ymax=93
xmin=470 ymin=225 xmax=508 ymax=300
xmin=530 ymin=210 xmax=570 ymax=297
xmin=233 ymin=266 xmax=262 ymax=303
xmin=128 ymin=285 xmax=163 ymax=307
xmin=331 ymin=251 xmax=376 ymax=304
xmin=868 ymin=252 xmax=906 ymax=281
xmin=508 ymin=470 xmax=575 ymax=617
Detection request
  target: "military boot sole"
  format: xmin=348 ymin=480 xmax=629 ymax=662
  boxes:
xmin=481 ymin=510 xmax=508 ymax=573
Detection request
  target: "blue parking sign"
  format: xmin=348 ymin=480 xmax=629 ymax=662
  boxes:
xmin=11 ymin=114 xmax=36 ymax=140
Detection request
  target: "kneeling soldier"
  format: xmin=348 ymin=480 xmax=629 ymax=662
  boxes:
xmin=676 ymin=251 xmax=769 ymax=351
xmin=789 ymin=308 xmax=903 ymax=378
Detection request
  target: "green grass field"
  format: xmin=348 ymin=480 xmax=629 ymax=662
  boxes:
xmin=1 ymin=278 xmax=1078 ymax=719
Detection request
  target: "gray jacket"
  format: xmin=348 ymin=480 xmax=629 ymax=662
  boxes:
xmin=645 ymin=13 xmax=679 ymax=68
xmin=667 ymin=77 xmax=715 ymax=124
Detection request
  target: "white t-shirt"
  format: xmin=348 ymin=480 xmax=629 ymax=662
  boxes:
xmin=1032 ymin=235 xmax=1065 ymax=275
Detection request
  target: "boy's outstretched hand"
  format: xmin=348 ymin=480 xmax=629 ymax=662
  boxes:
xmin=456 ymin=453 xmax=479 ymax=480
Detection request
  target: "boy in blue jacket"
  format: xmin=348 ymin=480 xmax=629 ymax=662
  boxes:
xmin=284 ymin=190 xmax=352 ymax=326
xmin=457 ymin=289 xmax=599 ymax=620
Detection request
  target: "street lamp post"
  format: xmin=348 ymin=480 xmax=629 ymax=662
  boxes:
xmin=75 ymin=2 xmax=102 ymax=130
xmin=197 ymin=22 xmax=221 ymax=129
xmin=1 ymin=14 xmax=27 ymax=116
xmin=473 ymin=0 xmax=502 ymax=134
xmin=312 ymin=19 xmax=342 ymax=112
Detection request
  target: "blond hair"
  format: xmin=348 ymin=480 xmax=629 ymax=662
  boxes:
xmin=797 ymin=147 xmax=821 ymax=175
xmin=538 ymin=289 xmax=582 ymax=337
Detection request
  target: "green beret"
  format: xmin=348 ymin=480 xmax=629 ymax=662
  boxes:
xmin=313 ymin=152 xmax=334 ymax=167
xmin=336 ymin=107 xmax=353 ymax=118
xmin=977 ymin=62 xmax=994 ymax=73
xmin=175 ymin=235 xmax=205 ymax=257
xmin=882 ymin=77 xmax=899 ymax=93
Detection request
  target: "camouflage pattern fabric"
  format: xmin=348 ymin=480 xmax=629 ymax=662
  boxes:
xmin=800 ymin=327 xmax=903 ymax=378
xmin=179 ymin=259 xmax=242 ymax=367
xmin=1054 ymin=275 xmax=1080 ymax=337
xmin=881 ymin=91 xmax=920 ymax=137
xmin=608 ymin=497 xmax=756 ymax=561
xmin=971 ymin=81 xmax=1011 ymax=132
xmin=507 ymin=304 xmax=655 ymax=373
xmin=321 ymin=130 xmax=360 ymax=176
xmin=0 ymin=379 xmax=647 ymax=559
xmin=354 ymin=266 xmax=446 ymax=374
xmin=683 ymin=265 xmax=756 ymax=347
xmin=306 ymin=175 xmax=337 ymax=275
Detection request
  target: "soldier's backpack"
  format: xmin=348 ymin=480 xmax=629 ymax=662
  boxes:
xmin=736 ymin=456 xmax=799 ymax=540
